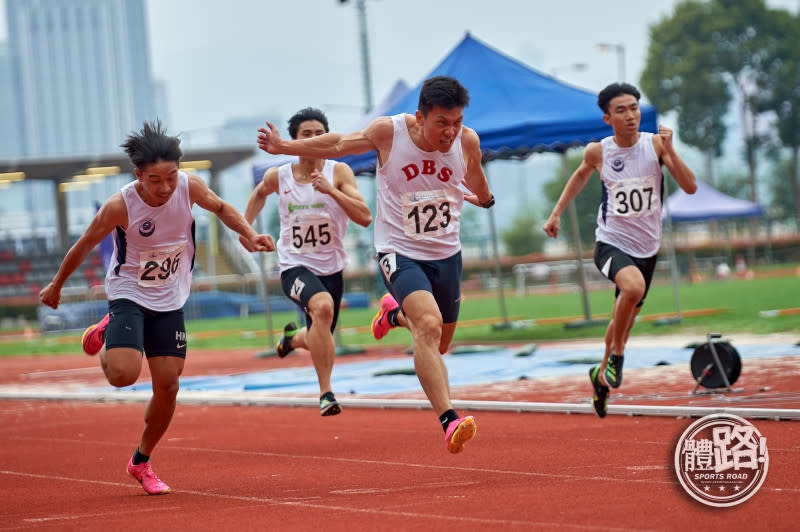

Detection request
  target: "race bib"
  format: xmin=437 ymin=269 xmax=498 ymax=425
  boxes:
xmin=378 ymin=253 xmax=397 ymax=281
xmin=400 ymin=189 xmax=457 ymax=240
xmin=137 ymin=242 xmax=186 ymax=287
xmin=288 ymin=212 xmax=333 ymax=254
xmin=609 ymin=176 xmax=660 ymax=218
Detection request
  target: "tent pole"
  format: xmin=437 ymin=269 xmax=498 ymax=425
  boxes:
xmin=255 ymin=211 xmax=276 ymax=357
xmin=659 ymin=174 xmax=683 ymax=325
xmin=560 ymin=153 xmax=594 ymax=325
xmin=484 ymin=163 xmax=510 ymax=329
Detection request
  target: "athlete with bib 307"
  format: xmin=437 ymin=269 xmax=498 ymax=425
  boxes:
xmin=543 ymin=83 xmax=697 ymax=417
xmin=40 ymin=120 xmax=275 ymax=494
xmin=258 ymin=76 xmax=495 ymax=454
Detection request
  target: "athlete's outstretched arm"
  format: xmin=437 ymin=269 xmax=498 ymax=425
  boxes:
xmin=40 ymin=195 xmax=127 ymax=309
xmin=542 ymin=142 xmax=601 ymax=239
xmin=189 ymin=174 xmax=275 ymax=252
xmin=257 ymin=116 xmax=393 ymax=160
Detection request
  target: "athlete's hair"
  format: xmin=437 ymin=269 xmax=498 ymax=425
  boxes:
xmin=121 ymin=119 xmax=182 ymax=168
xmin=287 ymin=107 xmax=329 ymax=139
xmin=597 ymin=83 xmax=641 ymax=113
xmin=418 ymin=76 xmax=470 ymax=116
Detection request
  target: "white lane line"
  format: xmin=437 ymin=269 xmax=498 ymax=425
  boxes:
xmin=0 ymin=470 xmax=641 ymax=531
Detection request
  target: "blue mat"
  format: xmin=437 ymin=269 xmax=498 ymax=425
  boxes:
xmin=110 ymin=341 xmax=800 ymax=396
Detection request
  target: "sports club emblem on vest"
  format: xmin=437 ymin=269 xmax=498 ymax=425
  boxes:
xmin=139 ymin=219 xmax=155 ymax=237
xmin=611 ymin=157 xmax=625 ymax=172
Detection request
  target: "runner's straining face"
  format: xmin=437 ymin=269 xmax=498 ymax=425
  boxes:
xmin=135 ymin=159 xmax=179 ymax=207
xmin=604 ymin=94 xmax=641 ymax=136
xmin=417 ymin=106 xmax=463 ymax=153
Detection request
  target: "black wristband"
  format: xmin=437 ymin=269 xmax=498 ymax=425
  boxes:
xmin=480 ymin=194 xmax=495 ymax=209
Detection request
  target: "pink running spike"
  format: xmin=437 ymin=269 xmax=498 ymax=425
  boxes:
xmin=81 ymin=313 xmax=109 ymax=356
xmin=370 ymin=294 xmax=398 ymax=340
xmin=127 ymin=457 xmax=171 ymax=495
xmin=444 ymin=416 xmax=477 ymax=454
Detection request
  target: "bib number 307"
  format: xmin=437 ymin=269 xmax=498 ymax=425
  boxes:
xmin=611 ymin=177 xmax=659 ymax=217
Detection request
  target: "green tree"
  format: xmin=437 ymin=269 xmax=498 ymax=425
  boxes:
xmin=756 ymin=11 xmax=800 ymax=225
xmin=501 ymin=209 xmax=545 ymax=256
xmin=710 ymin=0 xmax=785 ymax=205
xmin=768 ymin=157 xmax=798 ymax=221
xmin=640 ymin=0 xmax=730 ymax=185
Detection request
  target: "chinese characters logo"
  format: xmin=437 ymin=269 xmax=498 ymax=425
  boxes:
xmin=674 ymin=413 xmax=768 ymax=507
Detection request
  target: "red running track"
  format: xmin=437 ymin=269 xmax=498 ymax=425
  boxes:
xmin=1 ymin=398 xmax=798 ymax=531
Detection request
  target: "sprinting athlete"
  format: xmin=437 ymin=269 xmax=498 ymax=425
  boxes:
xmin=543 ymin=82 xmax=697 ymax=417
xmin=243 ymin=107 xmax=371 ymax=416
xmin=40 ymin=120 xmax=275 ymax=494
xmin=257 ymin=76 xmax=495 ymax=453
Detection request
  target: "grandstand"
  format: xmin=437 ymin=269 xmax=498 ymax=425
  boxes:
xmin=0 ymin=147 xmax=255 ymax=317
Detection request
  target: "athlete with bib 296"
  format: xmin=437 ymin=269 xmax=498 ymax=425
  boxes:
xmin=543 ymin=83 xmax=697 ymax=418
xmin=40 ymin=120 xmax=275 ymax=494
xmin=258 ymin=76 xmax=495 ymax=454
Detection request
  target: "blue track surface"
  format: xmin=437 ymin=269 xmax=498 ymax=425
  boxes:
xmin=115 ymin=341 xmax=800 ymax=396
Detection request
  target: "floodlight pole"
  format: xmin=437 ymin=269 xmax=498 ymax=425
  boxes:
xmin=596 ymin=42 xmax=626 ymax=81
xmin=340 ymin=0 xmax=374 ymax=114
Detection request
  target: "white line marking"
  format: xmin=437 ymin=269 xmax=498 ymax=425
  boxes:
xmin=0 ymin=470 xmax=643 ymax=531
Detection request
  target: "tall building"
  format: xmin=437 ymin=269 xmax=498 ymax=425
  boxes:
xmin=5 ymin=0 xmax=159 ymax=157
xmin=0 ymin=43 xmax=22 ymax=159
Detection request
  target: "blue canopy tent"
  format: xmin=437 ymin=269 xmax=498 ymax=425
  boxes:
xmin=665 ymin=179 xmax=763 ymax=222
xmin=660 ymin=179 xmax=764 ymax=319
xmin=336 ymin=32 xmax=658 ymax=175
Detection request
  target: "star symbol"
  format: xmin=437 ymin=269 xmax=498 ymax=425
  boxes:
xmin=734 ymin=486 xmax=741 ymax=491
xmin=704 ymin=486 xmax=711 ymax=492
xmin=719 ymin=486 xmax=726 ymax=491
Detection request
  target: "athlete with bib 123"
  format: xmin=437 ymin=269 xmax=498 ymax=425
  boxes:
xmin=257 ymin=76 xmax=495 ymax=454
xmin=543 ymin=83 xmax=696 ymax=418
xmin=40 ymin=120 xmax=275 ymax=494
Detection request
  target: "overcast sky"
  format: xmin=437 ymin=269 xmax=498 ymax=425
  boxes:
xmin=146 ymin=0 xmax=799 ymax=136
xmin=1 ymin=0 xmax=798 ymax=137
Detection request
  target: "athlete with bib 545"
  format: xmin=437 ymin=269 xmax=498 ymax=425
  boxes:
xmin=243 ymin=107 xmax=371 ymax=417
xmin=543 ymin=83 xmax=697 ymax=417
xmin=40 ymin=120 xmax=275 ymax=494
xmin=257 ymin=76 xmax=495 ymax=454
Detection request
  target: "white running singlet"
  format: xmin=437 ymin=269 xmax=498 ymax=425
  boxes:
xmin=374 ymin=114 xmax=467 ymax=260
xmin=595 ymin=132 xmax=663 ymax=257
xmin=276 ymin=160 xmax=349 ymax=276
xmin=106 ymin=171 xmax=196 ymax=311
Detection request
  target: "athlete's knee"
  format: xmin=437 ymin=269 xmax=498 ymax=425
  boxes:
xmin=411 ymin=312 xmax=442 ymax=344
xmin=103 ymin=352 xmax=141 ymax=387
xmin=621 ymin=281 xmax=646 ymax=302
xmin=152 ymin=377 xmax=180 ymax=399
xmin=105 ymin=367 xmax=138 ymax=388
xmin=616 ymin=273 xmax=646 ymax=301
xmin=308 ymin=295 xmax=335 ymax=325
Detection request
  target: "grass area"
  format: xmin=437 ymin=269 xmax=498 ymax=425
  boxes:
xmin=1 ymin=274 xmax=797 ymax=357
